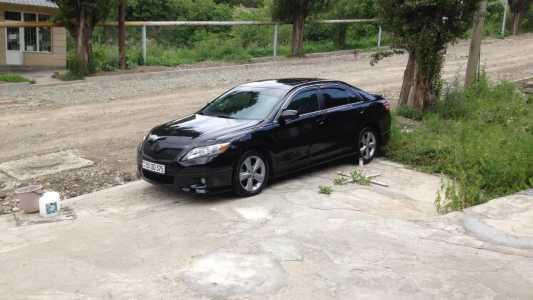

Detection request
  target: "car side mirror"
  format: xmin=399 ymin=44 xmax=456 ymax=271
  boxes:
xmin=279 ymin=109 xmax=299 ymax=124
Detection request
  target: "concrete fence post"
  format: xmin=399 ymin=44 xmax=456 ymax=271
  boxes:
xmin=142 ymin=25 xmax=147 ymax=64
xmin=377 ymin=25 xmax=382 ymax=48
xmin=272 ymin=23 xmax=279 ymax=57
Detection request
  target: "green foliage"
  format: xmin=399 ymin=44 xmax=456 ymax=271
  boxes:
xmin=271 ymin=0 xmax=330 ymax=22
xmin=374 ymin=0 xmax=481 ymax=109
xmin=334 ymin=170 xmax=371 ymax=186
xmin=53 ymin=0 xmax=115 ymax=77
xmin=127 ymin=0 xmax=233 ymax=46
xmin=396 ymin=106 xmax=424 ymax=121
xmin=215 ymin=0 xmax=262 ymax=6
xmin=509 ymin=0 xmax=533 ymax=15
xmin=328 ymin=0 xmax=376 ymax=19
xmin=318 ymin=185 xmax=333 ymax=195
xmin=53 ymin=0 xmax=114 ymax=32
xmin=0 ymin=74 xmax=32 ymax=83
xmin=387 ymin=78 xmax=533 ymax=213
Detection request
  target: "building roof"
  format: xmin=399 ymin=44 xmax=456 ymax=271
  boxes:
xmin=0 ymin=0 xmax=58 ymax=8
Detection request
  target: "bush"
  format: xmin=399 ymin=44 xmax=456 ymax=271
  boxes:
xmin=386 ymin=78 xmax=533 ymax=213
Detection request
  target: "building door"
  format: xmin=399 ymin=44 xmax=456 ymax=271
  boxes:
xmin=5 ymin=11 xmax=23 ymax=65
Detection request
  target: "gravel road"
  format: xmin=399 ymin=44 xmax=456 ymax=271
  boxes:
xmin=0 ymin=34 xmax=532 ymax=205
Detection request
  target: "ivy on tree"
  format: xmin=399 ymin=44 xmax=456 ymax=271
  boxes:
xmin=374 ymin=0 xmax=480 ymax=111
xmin=271 ymin=0 xmax=330 ymax=57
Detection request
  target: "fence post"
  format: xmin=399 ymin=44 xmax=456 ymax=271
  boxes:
xmin=272 ymin=23 xmax=279 ymax=57
xmin=377 ymin=25 xmax=382 ymax=48
xmin=501 ymin=1 xmax=507 ymax=37
xmin=142 ymin=25 xmax=147 ymax=64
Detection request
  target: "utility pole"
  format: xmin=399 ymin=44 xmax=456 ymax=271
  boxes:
xmin=465 ymin=0 xmax=488 ymax=87
xmin=118 ymin=0 xmax=127 ymax=70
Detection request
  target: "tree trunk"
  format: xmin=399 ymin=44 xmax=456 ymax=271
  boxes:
xmin=465 ymin=0 xmax=487 ymax=87
xmin=118 ymin=0 xmax=127 ymax=70
xmin=334 ymin=24 xmax=348 ymax=49
xmin=407 ymin=61 xmax=437 ymax=111
xmin=511 ymin=11 xmax=522 ymax=35
xmin=291 ymin=14 xmax=305 ymax=57
xmin=399 ymin=51 xmax=415 ymax=106
xmin=73 ymin=11 xmax=94 ymax=76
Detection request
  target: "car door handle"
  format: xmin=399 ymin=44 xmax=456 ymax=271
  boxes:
xmin=359 ymin=109 xmax=367 ymax=115
xmin=315 ymin=118 xmax=326 ymax=126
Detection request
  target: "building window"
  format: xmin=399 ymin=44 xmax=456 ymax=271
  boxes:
xmin=38 ymin=15 xmax=52 ymax=52
xmin=5 ymin=11 xmax=21 ymax=21
xmin=24 ymin=13 xmax=38 ymax=51
xmin=5 ymin=11 xmax=52 ymax=53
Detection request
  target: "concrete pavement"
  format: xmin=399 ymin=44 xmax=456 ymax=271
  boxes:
xmin=1 ymin=159 xmax=532 ymax=299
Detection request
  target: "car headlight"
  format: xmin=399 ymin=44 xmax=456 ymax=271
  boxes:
xmin=181 ymin=143 xmax=230 ymax=162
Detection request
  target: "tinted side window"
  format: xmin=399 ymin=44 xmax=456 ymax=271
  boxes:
xmin=322 ymin=87 xmax=352 ymax=109
xmin=287 ymin=90 xmax=319 ymax=115
xmin=352 ymin=91 xmax=368 ymax=103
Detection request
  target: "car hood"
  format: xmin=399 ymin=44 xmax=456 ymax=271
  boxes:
xmin=149 ymin=114 xmax=260 ymax=146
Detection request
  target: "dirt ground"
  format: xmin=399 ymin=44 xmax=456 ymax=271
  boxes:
xmin=1 ymin=34 xmax=533 ymax=212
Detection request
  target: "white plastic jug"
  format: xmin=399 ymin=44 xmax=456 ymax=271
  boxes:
xmin=39 ymin=192 xmax=61 ymax=218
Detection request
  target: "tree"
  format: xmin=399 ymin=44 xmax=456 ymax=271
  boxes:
xmin=53 ymin=0 xmax=115 ymax=76
xmin=328 ymin=0 xmax=376 ymax=49
xmin=509 ymin=0 xmax=533 ymax=35
xmin=375 ymin=0 xmax=480 ymax=111
xmin=118 ymin=0 xmax=126 ymax=69
xmin=465 ymin=1 xmax=488 ymax=86
xmin=271 ymin=0 xmax=330 ymax=57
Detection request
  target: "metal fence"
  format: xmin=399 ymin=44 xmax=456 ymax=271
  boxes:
xmin=98 ymin=19 xmax=381 ymax=63
xmin=0 ymin=0 xmax=512 ymax=64
xmin=0 ymin=18 xmax=381 ymax=63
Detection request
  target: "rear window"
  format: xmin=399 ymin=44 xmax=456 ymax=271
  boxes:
xmin=322 ymin=87 xmax=352 ymax=109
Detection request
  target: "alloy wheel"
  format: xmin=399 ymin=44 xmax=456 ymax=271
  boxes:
xmin=359 ymin=130 xmax=377 ymax=161
xmin=239 ymin=155 xmax=266 ymax=192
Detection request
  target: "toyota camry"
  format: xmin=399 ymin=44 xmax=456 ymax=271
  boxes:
xmin=137 ymin=79 xmax=391 ymax=196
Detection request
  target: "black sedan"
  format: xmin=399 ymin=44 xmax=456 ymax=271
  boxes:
xmin=138 ymin=79 xmax=391 ymax=196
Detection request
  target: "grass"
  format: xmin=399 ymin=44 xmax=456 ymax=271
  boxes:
xmin=386 ymin=78 xmax=533 ymax=213
xmin=0 ymin=73 xmax=33 ymax=83
xmin=82 ymin=30 xmax=392 ymax=72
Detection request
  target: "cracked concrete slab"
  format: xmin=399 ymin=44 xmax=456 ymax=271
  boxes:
xmin=0 ymin=151 xmax=94 ymax=180
xmin=0 ymin=159 xmax=531 ymax=299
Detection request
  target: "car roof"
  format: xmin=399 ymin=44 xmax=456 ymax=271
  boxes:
xmin=237 ymin=78 xmax=340 ymax=91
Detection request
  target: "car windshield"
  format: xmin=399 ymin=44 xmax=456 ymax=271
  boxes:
xmin=200 ymin=88 xmax=286 ymax=120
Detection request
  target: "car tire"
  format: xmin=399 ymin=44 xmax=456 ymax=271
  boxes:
xmin=358 ymin=127 xmax=379 ymax=164
xmin=232 ymin=151 xmax=269 ymax=197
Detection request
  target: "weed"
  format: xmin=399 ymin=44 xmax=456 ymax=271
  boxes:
xmin=387 ymin=77 xmax=533 ymax=213
xmin=319 ymin=185 xmax=333 ymax=195
xmin=350 ymin=170 xmax=372 ymax=186
xmin=396 ymin=106 xmax=424 ymax=121
xmin=334 ymin=170 xmax=371 ymax=186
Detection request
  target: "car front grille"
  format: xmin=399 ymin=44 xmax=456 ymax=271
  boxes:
xmin=142 ymin=144 xmax=182 ymax=161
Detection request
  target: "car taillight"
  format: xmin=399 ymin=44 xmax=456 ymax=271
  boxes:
xmin=379 ymin=100 xmax=391 ymax=112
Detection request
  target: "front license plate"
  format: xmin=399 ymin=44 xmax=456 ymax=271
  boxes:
xmin=142 ymin=160 xmax=166 ymax=174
